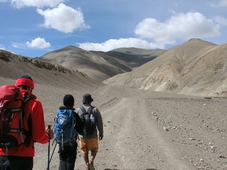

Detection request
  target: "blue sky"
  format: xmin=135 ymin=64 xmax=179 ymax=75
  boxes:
xmin=0 ymin=0 xmax=227 ymax=58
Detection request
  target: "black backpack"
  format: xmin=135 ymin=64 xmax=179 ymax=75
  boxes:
xmin=79 ymin=106 xmax=95 ymax=136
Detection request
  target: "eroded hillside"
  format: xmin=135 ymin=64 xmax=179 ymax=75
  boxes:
xmin=0 ymin=49 xmax=102 ymax=89
xmin=104 ymin=39 xmax=227 ymax=97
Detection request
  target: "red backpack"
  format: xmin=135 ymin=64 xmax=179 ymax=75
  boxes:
xmin=0 ymin=85 xmax=32 ymax=153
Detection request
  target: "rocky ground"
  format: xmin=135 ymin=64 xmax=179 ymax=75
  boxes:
xmin=1 ymin=77 xmax=227 ymax=170
xmin=35 ymin=84 xmax=227 ymax=170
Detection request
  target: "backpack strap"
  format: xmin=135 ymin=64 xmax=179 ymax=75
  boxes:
xmin=80 ymin=106 xmax=94 ymax=115
xmin=20 ymin=93 xmax=35 ymax=146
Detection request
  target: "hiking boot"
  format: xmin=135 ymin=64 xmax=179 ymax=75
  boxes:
xmin=89 ymin=162 xmax=95 ymax=170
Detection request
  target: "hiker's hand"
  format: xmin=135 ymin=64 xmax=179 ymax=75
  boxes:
xmin=46 ymin=127 xmax=54 ymax=140
xmin=99 ymin=135 xmax=103 ymax=140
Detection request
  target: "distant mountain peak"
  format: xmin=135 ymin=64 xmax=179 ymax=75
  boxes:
xmin=187 ymin=38 xmax=216 ymax=45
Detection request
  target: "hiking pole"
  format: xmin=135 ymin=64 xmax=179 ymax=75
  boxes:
xmin=46 ymin=125 xmax=51 ymax=170
xmin=49 ymin=140 xmax=57 ymax=164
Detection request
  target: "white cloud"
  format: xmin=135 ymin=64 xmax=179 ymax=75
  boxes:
xmin=11 ymin=42 xmax=27 ymax=49
xmin=79 ymin=12 xmax=223 ymax=52
xmin=78 ymin=38 xmax=164 ymax=52
xmin=209 ymin=0 xmax=227 ymax=8
xmin=12 ymin=44 xmax=20 ymax=48
xmin=214 ymin=16 xmax=227 ymax=26
xmin=0 ymin=45 xmax=5 ymax=50
xmin=26 ymin=37 xmax=51 ymax=49
xmin=134 ymin=12 xmax=220 ymax=44
xmin=37 ymin=3 xmax=89 ymax=33
xmin=219 ymin=0 xmax=227 ymax=6
xmin=10 ymin=0 xmax=66 ymax=8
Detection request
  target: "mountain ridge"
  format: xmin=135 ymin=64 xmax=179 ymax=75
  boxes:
xmin=39 ymin=46 xmax=164 ymax=81
xmin=1 ymin=38 xmax=227 ymax=97
xmin=104 ymin=39 xmax=227 ymax=96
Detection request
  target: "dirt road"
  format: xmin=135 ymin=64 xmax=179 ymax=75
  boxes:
xmin=31 ymin=85 xmax=227 ymax=170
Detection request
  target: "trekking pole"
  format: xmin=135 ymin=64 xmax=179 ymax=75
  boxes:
xmin=46 ymin=125 xmax=51 ymax=170
xmin=49 ymin=140 xmax=57 ymax=163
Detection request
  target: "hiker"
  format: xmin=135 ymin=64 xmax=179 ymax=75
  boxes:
xmin=0 ymin=75 xmax=54 ymax=170
xmin=75 ymin=93 xmax=103 ymax=170
xmin=55 ymin=94 xmax=84 ymax=170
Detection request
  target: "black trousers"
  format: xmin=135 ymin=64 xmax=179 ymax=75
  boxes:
xmin=3 ymin=156 xmax=33 ymax=170
xmin=58 ymin=143 xmax=77 ymax=170
xmin=0 ymin=156 xmax=10 ymax=170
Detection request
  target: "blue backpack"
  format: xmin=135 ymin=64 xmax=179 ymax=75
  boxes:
xmin=54 ymin=109 xmax=76 ymax=149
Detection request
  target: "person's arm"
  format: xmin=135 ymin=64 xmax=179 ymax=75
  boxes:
xmin=31 ymin=100 xmax=52 ymax=143
xmin=74 ymin=112 xmax=84 ymax=134
xmin=94 ymin=108 xmax=103 ymax=140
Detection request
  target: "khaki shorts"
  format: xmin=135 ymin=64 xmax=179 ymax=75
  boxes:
xmin=79 ymin=137 xmax=99 ymax=154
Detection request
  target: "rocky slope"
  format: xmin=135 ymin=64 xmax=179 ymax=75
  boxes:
xmin=104 ymin=39 xmax=227 ymax=97
xmin=39 ymin=46 xmax=163 ymax=81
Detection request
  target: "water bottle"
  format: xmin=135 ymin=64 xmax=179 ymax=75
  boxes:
xmin=90 ymin=114 xmax=95 ymax=124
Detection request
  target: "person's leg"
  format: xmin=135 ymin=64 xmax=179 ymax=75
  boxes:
xmin=59 ymin=159 xmax=66 ymax=170
xmin=79 ymin=138 xmax=89 ymax=169
xmin=58 ymin=145 xmax=67 ymax=170
xmin=8 ymin=156 xmax=33 ymax=170
xmin=65 ymin=144 xmax=77 ymax=170
xmin=87 ymin=137 xmax=98 ymax=168
xmin=0 ymin=156 xmax=10 ymax=170
xmin=89 ymin=151 xmax=97 ymax=170
xmin=90 ymin=151 xmax=97 ymax=163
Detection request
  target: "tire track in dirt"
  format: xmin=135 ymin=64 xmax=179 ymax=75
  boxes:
xmin=93 ymin=96 xmax=194 ymax=170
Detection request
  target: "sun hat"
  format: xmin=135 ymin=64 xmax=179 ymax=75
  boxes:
xmin=82 ymin=93 xmax=93 ymax=104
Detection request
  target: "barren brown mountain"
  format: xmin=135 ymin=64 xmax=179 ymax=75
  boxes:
xmin=104 ymin=38 xmax=227 ymax=97
xmin=39 ymin=46 xmax=164 ymax=81
xmin=0 ymin=39 xmax=227 ymax=170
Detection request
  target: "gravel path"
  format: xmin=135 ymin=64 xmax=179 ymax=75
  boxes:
xmin=1 ymin=77 xmax=227 ymax=170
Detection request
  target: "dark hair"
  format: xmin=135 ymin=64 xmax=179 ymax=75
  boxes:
xmin=63 ymin=94 xmax=74 ymax=107
xmin=19 ymin=75 xmax=33 ymax=81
